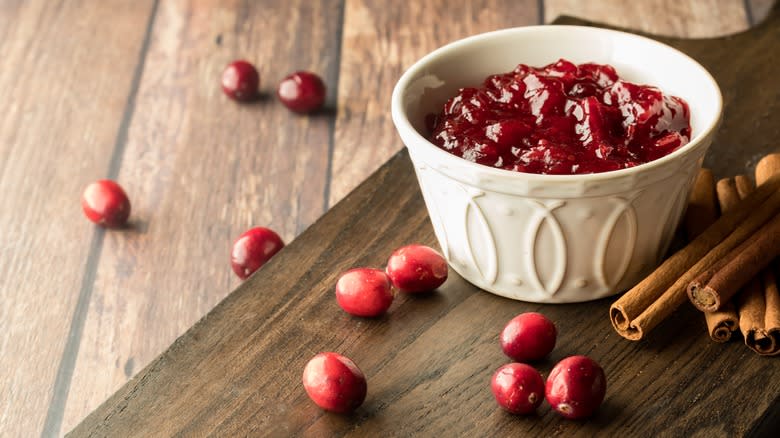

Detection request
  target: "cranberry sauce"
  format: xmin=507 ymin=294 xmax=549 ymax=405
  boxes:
xmin=428 ymin=59 xmax=691 ymax=175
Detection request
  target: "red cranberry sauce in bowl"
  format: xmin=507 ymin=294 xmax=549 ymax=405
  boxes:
xmin=427 ymin=59 xmax=691 ymax=175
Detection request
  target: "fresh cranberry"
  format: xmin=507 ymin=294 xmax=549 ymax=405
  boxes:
xmin=491 ymin=363 xmax=545 ymax=415
xmin=385 ymin=244 xmax=448 ymax=293
xmin=221 ymin=60 xmax=259 ymax=101
xmin=302 ymin=352 xmax=367 ymax=413
xmin=500 ymin=312 xmax=557 ymax=362
xmin=335 ymin=268 xmax=394 ymax=317
xmin=230 ymin=227 xmax=284 ymax=279
xmin=546 ymin=355 xmax=607 ymax=419
xmin=277 ymin=71 xmax=326 ymax=113
xmin=428 ymin=59 xmax=691 ymax=175
xmin=81 ymin=180 xmax=131 ymax=228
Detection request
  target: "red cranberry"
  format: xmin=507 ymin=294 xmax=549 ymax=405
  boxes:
xmin=336 ymin=268 xmax=394 ymax=317
xmin=277 ymin=71 xmax=326 ymax=113
xmin=230 ymin=227 xmax=284 ymax=280
xmin=221 ymin=60 xmax=259 ymax=101
xmin=302 ymin=352 xmax=367 ymax=413
xmin=491 ymin=363 xmax=545 ymax=415
xmin=500 ymin=312 xmax=557 ymax=362
xmin=546 ymin=355 xmax=607 ymax=419
xmin=81 ymin=180 xmax=131 ymax=228
xmin=385 ymin=244 xmax=448 ymax=293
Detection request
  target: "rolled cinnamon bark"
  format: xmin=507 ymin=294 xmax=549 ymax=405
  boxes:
xmin=734 ymin=175 xmax=754 ymax=200
xmin=704 ymin=304 xmax=738 ymax=341
xmin=717 ymin=178 xmax=742 ymax=210
xmin=735 ymin=154 xmax=780 ymax=356
xmin=688 ymin=213 xmax=780 ymax=312
xmin=732 ymin=176 xmax=769 ymax=348
xmin=683 ymin=171 xmax=737 ymax=342
xmin=756 ymin=153 xmax=780 ymax=187
xmin=684 ymin=169 xmax=719 ymax=239
xmin=738 ymin=268 xmax=780 ymax=356
xmin=610 ymin=175 xmax=780 ymax=340
xmin=758 ymin=268 xmax=780 ymax=355
xmin=688 ymin=157 xmax=780 ymax=312
xmin=705 ymin=305 xmax=738 ymax=342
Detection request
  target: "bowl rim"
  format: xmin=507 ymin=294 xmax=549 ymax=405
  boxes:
xmin=390 ymin=24 xmax=723 ymax=182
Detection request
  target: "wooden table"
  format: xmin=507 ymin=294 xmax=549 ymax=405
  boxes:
xmin=0 ymin=1 xmax=775 ymax=436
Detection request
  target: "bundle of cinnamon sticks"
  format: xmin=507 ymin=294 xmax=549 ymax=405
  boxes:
xmin=610 ymin=153 xmax=780 ymax=356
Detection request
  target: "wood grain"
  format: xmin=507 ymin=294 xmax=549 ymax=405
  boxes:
xmin=59 ymin=0 xmax=344 ymax=433
xmin=545 ymin=0 xmax=750 ymax=37
xmin=329 ymin=0 xmax=539 ymax=206
xmin=70 ymin=10 xmax=780 ymax=436
xmin=0 ymin=0 xmax=768 ymax=435
xmin=687 ymin=2 xmax=779 ymax=179
xmin=0 ymin=1 xmax=156 ymax=436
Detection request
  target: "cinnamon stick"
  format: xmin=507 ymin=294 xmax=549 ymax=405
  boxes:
xmin=683 ymin=170 xmax=737 ymax=342
xmin=684 ymin=169 xmax=719 ymax=239
xmin=738 ymin=267 xmax=780 ymax=356
xmin=688 ymin=157 xmax=780 ymax=312
xmin=705 ymin=303 xmax=739 ymax=342
xmin=610 ymin=173 xmax=780 ymax=340
xmin=756 ymin=153 xmax=780 ymax=187
xmin=734 ymin=154 xmax=780 ymax=356
xmin=734 ymin=174 xmax=754 ymax=200
xmin=687 ymin=203 xmax=780 ymax=312
xmin=732 ymin=176 xmax=765 ymax=339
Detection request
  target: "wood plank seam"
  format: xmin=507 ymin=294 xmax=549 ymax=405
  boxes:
xmin=323 ymin=0 xmax=347 ymax=211
xmin=40 ymin=228 xmax=104 ymax=438
xmin=538 ymin=0 xmax=545 ymax=24
xmin=40 ymin=1 xmax=161 ymax=436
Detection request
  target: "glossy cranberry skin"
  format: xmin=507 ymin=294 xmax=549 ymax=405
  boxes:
xmin=491 ymin=363 xmax=545 ymax=415
xmin=386 ymin=244 xmax=448 ymax=293
xmin=546 ymin=355 xmax=607 ymax=420
xmin=302 ymin=352 xmax=367 ymax=413
xmin=429 ymin=59 xmax=691 ymax=175
xmin=277 ymin=71 xmax=326 ymax=113
xmin=81 ymin=180 xmax=131 ymax=228
xmin=336 ymin=268 xmax=394 ymax=317
xmin=221 ymin=60 xmax=259 ymax=101
xmin=230 ymin=227 xmax=284 ymax=280
xmin=500 ymin=312 xmax=557 ymax=362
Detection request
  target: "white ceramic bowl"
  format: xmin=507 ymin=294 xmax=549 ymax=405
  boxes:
xmin=391 ymin=25 xmax=722 ymax=303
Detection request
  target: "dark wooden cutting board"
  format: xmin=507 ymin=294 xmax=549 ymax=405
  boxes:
xmin=71 ymin=8 xmax=780 ymax=438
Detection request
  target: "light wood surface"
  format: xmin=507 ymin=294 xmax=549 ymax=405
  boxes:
xmin=0 ymin=0 xmax=771 ymax=436
xmin=0 ymin=1 xmax=157 ymax=436
xmin=330 ymin=0 xmax=538 ymax=205
xmin=60 ymin=1 xmax=343 ymax=432
xmin=545 ymin=0 xmax=750 ymax=37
